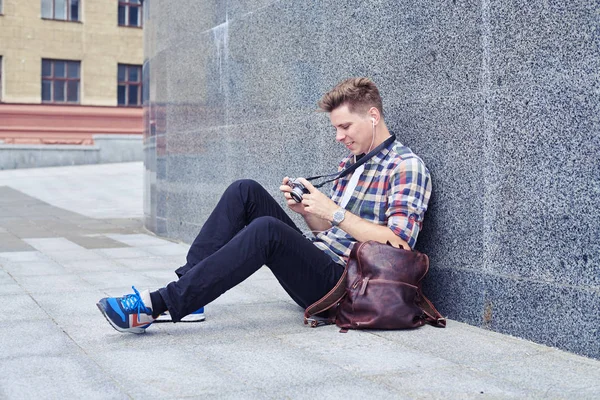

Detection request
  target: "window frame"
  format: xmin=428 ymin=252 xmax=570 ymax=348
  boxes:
xmin=41 ymin=0 xmax=80 ymax=22
xmin=117 ymin=64 xmax=143 ymax=107
xmin=118 ymin=0 xmax=143 ymax=28
xmin=41 ymin=59 xmax=81 ymax=104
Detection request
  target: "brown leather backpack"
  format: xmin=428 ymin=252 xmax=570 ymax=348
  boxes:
xmin=304 ymin=241 xmax=446 ymax=330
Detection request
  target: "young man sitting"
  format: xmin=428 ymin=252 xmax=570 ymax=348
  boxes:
xmin=97 ymin=77 xmax=432 ymax=333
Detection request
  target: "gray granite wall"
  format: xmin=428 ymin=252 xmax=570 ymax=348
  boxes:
xmin=143 ymin=0 xmax=600 ymax=359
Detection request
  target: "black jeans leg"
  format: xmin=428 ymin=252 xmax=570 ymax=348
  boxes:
xmin=160 ymin=216 xmax=344 ymax=322
xmin=175 ymin=179 xmax=301 ymax=277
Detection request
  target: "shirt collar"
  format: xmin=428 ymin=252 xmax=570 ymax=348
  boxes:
xmin=349 ymin=133 xmax=397 ymax=168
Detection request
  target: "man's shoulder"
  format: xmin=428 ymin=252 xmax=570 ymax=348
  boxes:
xmin=388 ymin=142 xmax=427 ymax=168
xmin=390 ymin=142 xmax=417 ymax=158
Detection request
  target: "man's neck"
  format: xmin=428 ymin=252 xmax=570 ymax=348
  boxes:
xmin=371 ymin=124 xmax=392 ymax=149
xmin=354 ymin=125 xmax=392 ymax=163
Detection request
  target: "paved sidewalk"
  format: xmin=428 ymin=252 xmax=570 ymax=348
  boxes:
xmin=0 ymin=162 xmax=599 ymax=399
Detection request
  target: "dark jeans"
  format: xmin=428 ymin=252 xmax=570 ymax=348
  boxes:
xmin=159 ymin=179 xmax=345 ymax=322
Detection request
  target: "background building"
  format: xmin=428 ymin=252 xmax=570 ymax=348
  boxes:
xmin=143 ymin=1 xmax=600 ymax=359
xmin=0 ymin=0 xmax=143 ymax=168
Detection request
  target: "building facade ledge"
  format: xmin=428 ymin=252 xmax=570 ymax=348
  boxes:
xmin=0 ymin=103 xmax=143 ymax=145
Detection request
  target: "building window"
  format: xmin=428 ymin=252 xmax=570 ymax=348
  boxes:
xmin=41 ymin=0 xmax=80 ymax=22
xmin=41 ymin=59 xmax=80 ymax=104
xmin=118 ymin=0 xmax=142 ymax=27
xmin=118 ymin=64 xmax=142 ymax=106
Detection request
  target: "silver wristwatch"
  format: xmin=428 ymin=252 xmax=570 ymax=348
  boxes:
xmin=332 ymin=207 xmax=346 ymax=226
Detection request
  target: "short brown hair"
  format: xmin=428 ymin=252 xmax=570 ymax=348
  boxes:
xmin=317 ymin=77 xmax=384 ymax=116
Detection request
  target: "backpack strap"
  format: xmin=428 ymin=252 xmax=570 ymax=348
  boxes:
xmin=304 ymin=267 xmax=348 ymax=327
xmin=416 ymin=288 xmax=447 ymax=328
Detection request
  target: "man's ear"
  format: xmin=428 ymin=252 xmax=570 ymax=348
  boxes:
xmin=369 ymin=107 xmax=380 ymax=125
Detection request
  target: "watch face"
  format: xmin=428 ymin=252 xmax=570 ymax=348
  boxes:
xmin=333 ymin=209 xmax=345 ymax=225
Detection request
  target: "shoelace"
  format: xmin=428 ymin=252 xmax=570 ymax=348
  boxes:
xmin=120 ymin=286 xmax=151 ymax=320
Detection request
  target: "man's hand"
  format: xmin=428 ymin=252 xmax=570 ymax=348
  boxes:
xmin=294 ymin=178 xmax=339 ymax=222
xmin=280 ymin=177 xmax=334 ymax=235
xmin=280 ymin=177 xmax=309 ymax=216
xmin=280 ymin=177 xmax=337 ymax=221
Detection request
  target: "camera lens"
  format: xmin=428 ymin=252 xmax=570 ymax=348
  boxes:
xmin=290 ymin=187 xmax=303 ymax=203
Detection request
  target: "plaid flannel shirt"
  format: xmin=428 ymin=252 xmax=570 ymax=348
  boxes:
xmin=312 ymin=137 xmax=432 ymax=265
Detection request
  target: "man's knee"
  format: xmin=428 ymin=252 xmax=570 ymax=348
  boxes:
xmin=229 ymin=179 xmax=261 ymax=192
xmin=249 ymin=216 xmax=280 ymax=231
xmin=223 ymin=179 xmax=263 ymax=199
xmin=246 ymin=216 xmax=289 ymax=241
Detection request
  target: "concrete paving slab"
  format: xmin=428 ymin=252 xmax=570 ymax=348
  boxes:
xmin=64 ymin=234 xmax=130 ymax=249
xmin=474 ymin=349 xmax=600 ymax=396
xmin=106 ymin=233 xmax=177 ymax=247
xmin=0 ymin=270 xmax=11 ymax=281
xmin=92 ymin=247 xmax=154 ymax=259
xmin=99 ymin=218 xmax=144 ymax=231
xmin=0 ymin=279 xmax=25 ymax=295
xmin=113 ymin=256 xmax=174 ymax=270
xmin=78 ymin=271 xmax=162 ymax=291
xmin=245 ymin=272 xmax=301 ymax=303
xmin=138 ymin=243 xmax=189 ymax=257
xmin=162 ymin=302 xmax=309 ymax=342
xmin=76 ymin=220 xmax=140 ymax=232
xmin=0 ymin=294 xmax=48 ymax=321
xmin=0 ymin=259 xmax=68 ymax=276
xmin=275 ymin=377 xmax=413 ymax=399
xmin=247 ymin=265 xmax=281 ymax=281
xmin=372 ymin=321 xmax=552 ymax=365
xmin=0 ymin=162 xmax=143 ymax=219
xmin=0 ymin=355 xmax=128 ymax=400
xmin=201 ymin=338 xmax=350 ymax=391
xmin=133 ymin=268 xmax=179 ymax=284
xmin=279 ymin=329 xmax=457 ymax=375
xmin=0 ymin=216 xmax=27 ymax=225
xmin=373 ymin=366 xmax=532 ymax=399
xmin=32 ymin=225 xmax=91 ymax=238
xmin=24 ymin=237 xmax=85 ymax=252
xmin=91 ymin=347 xmax=249 ymax=398
xmin=0 ymin=251 xmax=50 ymax=263
xmin=0 ymin=233 xmax=34 ymax=252
xmin=0 ymin=269 xmax=21 ymax=290
xmin=59 ymin=258 xmax=125 ymax=273
xmin=155 ymin=254 xmax=189 ymax=266
xmin=13 ymin=274 xmax=95 ymax=294
xmin=207 ymin=279 xmax=290 ymax=307
xmin=30 ymin=290 xmax=105 ymax=319
xmin=0 ymin=320 xmax=81 ymax=359
xmin=7 ymin=228 xmax=57 ymax=239
xmin=1 ymin=163 xmax=599 ymax=399
xmin=44 ymin=249 xmax=107 ymax=263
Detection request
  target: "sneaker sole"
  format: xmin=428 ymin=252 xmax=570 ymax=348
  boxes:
xmin=154 ymin=314 xmax=206 ymax=323
xmin=96 ymin=302 xmax=148 ymax=334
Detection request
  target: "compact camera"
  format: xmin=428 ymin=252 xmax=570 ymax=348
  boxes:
xmin=288 ymin=178 xmax=310 ymax=203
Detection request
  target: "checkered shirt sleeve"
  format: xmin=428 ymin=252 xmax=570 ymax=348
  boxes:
xmin=386 ymin=156 xmax=432 ymax=248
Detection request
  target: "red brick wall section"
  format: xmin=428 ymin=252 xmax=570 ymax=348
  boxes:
xmin=0 ymin=104 xmax=143 ymax=145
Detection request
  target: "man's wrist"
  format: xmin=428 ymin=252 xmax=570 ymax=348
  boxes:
xmin=331 ymin=207 xmax=346 ymax=226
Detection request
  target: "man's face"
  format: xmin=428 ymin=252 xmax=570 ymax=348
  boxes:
xmin=330 ymin=104 xmax=373 ymax=155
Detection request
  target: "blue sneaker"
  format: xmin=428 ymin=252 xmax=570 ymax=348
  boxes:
xmin=156 ymin=307 xmax=205 ymax=323
xmin=97 ymin=286 xmax=155 ymax=334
